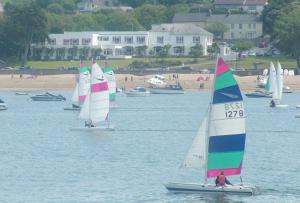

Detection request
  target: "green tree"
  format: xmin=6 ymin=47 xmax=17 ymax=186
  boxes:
xmin=159 ymin=44 xmax=171 ymax=57
xmin=3 ymin=1 xmax=49 ymax=65
xmin=273 ymin=2 xmax=300 ymax=68
xmin=47 ymin=3 xmax=64 ymax=14
xmin=189 ymin=44 xmax=203 ymax=57
xmin=134 ymin=4 xmax=167 ymax=30
xmin=206 ymin=22 xmax=228 ymax=40
xmin=105 ymin=10 xmax=144 ymax=31
xmin=232 ymin=41 xmax=253 ymax=53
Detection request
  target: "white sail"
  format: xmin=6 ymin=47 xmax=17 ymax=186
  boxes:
xmin=78 ymin=67 xmax=90 ymax=105
xmin=268 ymin=62 xmax=276 ymax=94
xmin=71 ymin=83 xmax=79 ymax=104
xmin=276 ymin=62 xmax=283 ymax=101
xmin=182 ymin=116 xmax=207 ymax=169
xmin=103 ymin=64 xmax=117 ymax=102
xmin=79 ymin=88 xmax=90 ymax=120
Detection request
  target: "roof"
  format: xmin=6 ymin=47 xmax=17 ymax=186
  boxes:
xmin=173 ymin=13 xmax=261 ymax=24
xmin=214 ymin=0 xmax=268 ymax=5
xmin=150 ymin=23 xmax=213 ymax=36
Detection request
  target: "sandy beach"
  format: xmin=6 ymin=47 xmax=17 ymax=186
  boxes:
xmin=0 ymin=73 xmax=299 ymax=92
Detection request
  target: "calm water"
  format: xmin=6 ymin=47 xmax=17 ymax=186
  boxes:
xmin=0 ymin=90 xmax=300 ymax=203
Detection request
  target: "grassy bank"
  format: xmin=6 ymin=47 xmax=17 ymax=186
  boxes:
xmin=26 ymin=56 xmax=297 ymax=70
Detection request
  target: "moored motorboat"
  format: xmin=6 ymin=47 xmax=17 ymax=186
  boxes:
xmin=245 ymin=90 xmax=271 ymax=98
xmin=125 ymin=87 xmax=150 ymax=97
xmin=31 ymin=92 xmax=66 ymax=101
xmin=148 ymin=83 xmax=184 ymax=94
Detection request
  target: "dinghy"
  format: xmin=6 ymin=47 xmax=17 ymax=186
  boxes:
xmin=269 ymin=62 xmax=288 ymax=108
xmin=64 ymin=63 xmax=90 ymax=111
xmin=165 ymin=57 xmax=257 ymax=195
xmin=70 ymin=62 xmax=114 ymax=131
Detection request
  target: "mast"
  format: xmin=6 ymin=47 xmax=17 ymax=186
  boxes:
xmin=89 ymin=60 xmax=93 ymax=126
xmin=204 ymin=54 xmax=219 ymax=183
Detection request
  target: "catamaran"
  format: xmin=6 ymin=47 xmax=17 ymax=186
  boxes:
xmin=70 ymin=62 xmax=114 ymax=131
xmin=165 ymin=57 xmax=257 ymax=195
xmin=103 ymin=62 xmax=117 ymax=107
xmin=270 ymin=61 xmax=288 ymax=108
xmin=64 ymin=62 xmax=90 ymax=111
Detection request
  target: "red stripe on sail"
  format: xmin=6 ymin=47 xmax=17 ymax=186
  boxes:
xmin=91 ymin=82 xmax=109 ymax=93
xmin=216 ymin=57 xmax=229 ymax=76
xmin=79 ymin=95 xmax=86 ymax=102
xmin=207 ymin=165 xmax=242 ymax=178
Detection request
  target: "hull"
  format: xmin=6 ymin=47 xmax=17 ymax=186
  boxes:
xmin=245 ymin=92 xmax=271 ymax=98
xmin=31 ymin=97 xmax=65 ymax=101
xmin=148 ymin=88 xmax=184 ymax=94
xmin=165 ymin=183 xmax=256 ymax=195
xmin=295 ymin=114 xmax=300 ymax=118
xmin=64 ymin=107 xmax=80 ymax=111
xmin=275 ymin=104 xmax=289 ymax=108
xmin=0 ymin=105 xmax=7 ymax=110
xmin=125 ymin=92 xmax=150 ymax=97
xmin=15 ymin=92 xmax=28 ymax=95
xmin=296 ymin=105 xmax=300 ymax=108
xmin=70 ymin=126 xmax=115 ymax=132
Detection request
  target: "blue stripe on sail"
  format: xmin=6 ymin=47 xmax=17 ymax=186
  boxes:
xmin=208 ymin=134 xmax=246 ymax=153
xmin=212 ymin=85 xmax=243 ymax=104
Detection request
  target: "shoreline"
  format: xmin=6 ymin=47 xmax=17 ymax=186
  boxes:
xmin=0 ymin=74 xmax=299 ymax=92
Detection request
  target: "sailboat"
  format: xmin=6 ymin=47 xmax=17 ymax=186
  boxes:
xmin=270 ymin=61 xmax=288 ymax=108
xmin=103 ymin=62 xmax=117 ymax=107
xmin=70 ymin=62 xmax=114 ymax=131
xmin=64 ymin=63 xmax=91 ymax=111
xmin=165 ymin=57 xmax=257 ymax=195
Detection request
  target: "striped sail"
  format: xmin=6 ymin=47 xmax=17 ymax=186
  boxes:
xmin=103 ymin=63 xmax=116 ymax=102
xmin=78 ymin=66 xmax=90 ymax=106
xmin=207 ymin=57 xmax=245 ymax=178
xmin=79 ymin=62 xmax=109 ymax=123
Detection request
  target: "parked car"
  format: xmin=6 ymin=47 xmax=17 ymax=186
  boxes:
xmin=248 ymin=51 xmax=256 ymax=56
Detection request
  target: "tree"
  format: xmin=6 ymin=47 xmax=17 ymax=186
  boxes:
xmin=273 ymin=2 xmax=300 ymax=68
xmin=105 ymin=10 xmax=144 ymax=31
xmin=159 ymin=44 xmax=171 ymax=57
xmin=232 ymin=41 xmax=253 ymax=53
xmin=3 ymin=2 xmax=48 ymax=66
xmin=206 ymin=22 xmax=228 ymax=40
xmin=189 ymin=44 xmax=203 ymax=57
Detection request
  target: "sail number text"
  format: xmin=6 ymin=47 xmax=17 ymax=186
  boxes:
xmin=224 ymin=102 xmax=244 ymax=118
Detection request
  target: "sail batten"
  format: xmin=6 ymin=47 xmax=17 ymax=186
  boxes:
xmin=207 ymin=57 xmax=245 ymax=178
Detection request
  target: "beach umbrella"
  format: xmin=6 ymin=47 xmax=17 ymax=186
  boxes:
xmin=197 ymin=76 xmax=205 ymax=81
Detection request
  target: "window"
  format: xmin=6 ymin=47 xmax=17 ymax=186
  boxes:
xmin=193 ymin=36 xmax=200 ymax=44
xmin=70 ymin=39 xmax=79 ymax=45
xmin=63 ymin=39 xmax=70 ymax=45
xmin=239 ymin=24 xmax=242 ymax=29
xmin=124 ymin=36 xmax=133 ymax=44
xmin=82 ymin=38 xmax=91 ymax=45
xmin=246 ymin=32 xmax=256 ymax=39
xmin=137 ymin=36 xmax=145 ymax=44
xmin=98 ymin=36 xmax=109 ymax=41
xmin=176 ymin=36 xmax=184 ymax=44
xmin=231 ymin=33 xmax=235 ymax=39
xmin=48 ymin=39 xmax=56 ymax=45
xmin=231 ymin=24 xmax=234 ymax=29
xmin=157 ymin=36 xmax=164 ymax=44
xmin=253 ymin=24 xmax=256 ymax=29
xmin=112 ymin=36 xmax=121 ymax=44
xmin=173 ymin=46 xmax=185 ymax=55
xmin=248 ymin=24 xmax=251 ymax=29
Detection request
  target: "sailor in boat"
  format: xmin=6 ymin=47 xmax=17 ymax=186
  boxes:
xmin=85 ymin=121 xmax=95 ymax=128
xmin=270 ymin=99 xmax=276 ymax=107
xmin=215 ymin=171 xmax=232 ymax=187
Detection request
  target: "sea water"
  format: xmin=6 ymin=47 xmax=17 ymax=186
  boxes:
xmin=0 ymin=91 xmax=299 ymax=203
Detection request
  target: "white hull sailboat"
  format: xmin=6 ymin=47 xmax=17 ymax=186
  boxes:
xmin=71 ymin=62 xmax=114 ymax=131
xmin=165 ymin=57 xmax=257 ymax=195
xmin=270 ymin=62 xmax=288 ymax=108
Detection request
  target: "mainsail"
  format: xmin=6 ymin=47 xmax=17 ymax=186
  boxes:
xmin=103 ymin=62 xmax=116 ymax=102
xmin=206 ymin=57 xmax=246 ymax=178
xmin=78 ymin=66 xmax=90 ymax=106
xmin=276 ymin=62 xmax=283 ymax=101
xmin=71 ymin=83 xmax=79 ymax=105
xmin=79 ymin=62 xmax=109 ymax=124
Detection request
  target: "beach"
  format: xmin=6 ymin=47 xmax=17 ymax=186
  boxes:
xmin=0 ymin=73 xmax=299 ymax=92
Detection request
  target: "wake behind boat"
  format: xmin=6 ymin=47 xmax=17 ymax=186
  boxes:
xmin=165 ymin=57 xmax=257 ymax=195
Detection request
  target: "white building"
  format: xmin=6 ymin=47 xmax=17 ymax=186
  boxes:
xmin=30 ymin=23 xmax=213 ymax=60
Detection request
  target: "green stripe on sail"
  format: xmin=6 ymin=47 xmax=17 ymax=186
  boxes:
xmin=214 ymin=71 xmax=237 ymax=91
xmin=208 ymin=151 xmax=244 ymax=169
xmin=104 ymin=66 xmax=113 ymax=72
xmin=265 ymin=76 xmax=270 ymax=92
xmin=109 ymin=93 xmax=116 ymax=101
xmin=79 ymin=66 xmax=89 ymax=73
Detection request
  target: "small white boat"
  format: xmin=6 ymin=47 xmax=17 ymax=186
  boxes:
xmin=70 ymin=125 xmax=115 ymax=131
xmin=296 ymin=105 xmax=300 ymax=108
xmin=0 ymin=99 xmax=7 ymax=110
xmin=15 ymin=91 xmax=28 ymax=95
xmin=125 ymin=87 xmax=150 ymax=97
xmin=148 ymin=83 xmax=184 ymax=94
xmin=165 ymin=183 xmax=257 ymax=195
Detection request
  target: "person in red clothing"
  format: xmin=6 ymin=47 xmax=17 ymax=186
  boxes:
xmin=215 ymin=171 xmax=232 ymax=186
